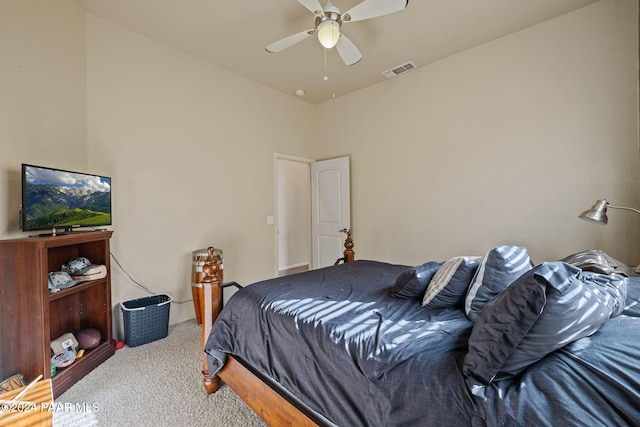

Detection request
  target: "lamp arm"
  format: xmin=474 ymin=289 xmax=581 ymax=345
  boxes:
xmin=607 ymin=205 xmax=640 ymax=215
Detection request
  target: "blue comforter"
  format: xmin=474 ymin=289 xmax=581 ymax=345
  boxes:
xmin=205 ymin=260 xmax=640 ymax=426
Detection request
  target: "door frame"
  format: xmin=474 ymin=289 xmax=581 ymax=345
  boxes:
xmin=273 ymin=153 xmax=314 ymax=277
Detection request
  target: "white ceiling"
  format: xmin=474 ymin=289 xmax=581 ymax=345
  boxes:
xmin=73 ymin=0 xmax=600 ymax=105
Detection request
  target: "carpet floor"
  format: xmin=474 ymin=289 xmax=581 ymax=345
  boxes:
xmin=55 ymin=320 xmax=265 ymax=426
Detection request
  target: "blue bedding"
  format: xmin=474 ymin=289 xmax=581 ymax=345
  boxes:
xmin=205 ymin=260 xmax=640 ymax=426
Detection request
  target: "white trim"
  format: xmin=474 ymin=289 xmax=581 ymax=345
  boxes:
xmin=274 ymin=152 xmax=314 ymax=163
xmin=278 ymin=261 xmax=310 ymax=271
xmin=273 ymin=153 xmax=314 ymax=278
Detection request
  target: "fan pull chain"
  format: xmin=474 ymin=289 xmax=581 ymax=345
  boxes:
xmin=324 ymin=48 xmax=328 ymax=81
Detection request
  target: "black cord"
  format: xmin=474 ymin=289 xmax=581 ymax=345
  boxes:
xmin=109 ymin=251 xmax=193 ymax=304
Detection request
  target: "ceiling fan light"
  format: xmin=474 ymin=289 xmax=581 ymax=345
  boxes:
xmin=317 ymin=20 xmax=340 ymax=49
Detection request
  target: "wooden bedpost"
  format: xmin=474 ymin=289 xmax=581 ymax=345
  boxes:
xmin=201 ymin=247 xmax=222 ymax=394
xmin=343 ymin=230 xmax=355 ymax=262
xmin=334 ymin=230 xmax=356 ymax=265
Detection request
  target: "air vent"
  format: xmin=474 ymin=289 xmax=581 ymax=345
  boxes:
xmin=382 ymin=61 xmax=417 ymax=79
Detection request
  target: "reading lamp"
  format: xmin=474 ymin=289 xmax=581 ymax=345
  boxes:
xmin=579 ymin=199 xmax=640 ymax=273
xmin=579 ymin=199 xmax=640 ymax=225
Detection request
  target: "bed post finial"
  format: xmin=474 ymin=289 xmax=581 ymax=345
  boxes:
xmin=344 ymin=230 xmax=355 ymax=262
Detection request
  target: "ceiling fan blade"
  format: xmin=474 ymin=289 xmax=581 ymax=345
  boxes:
xmin=343 ymin=0 xmax=408 ymax=23
xmin=266 ymin=29 xmax=315 ymax=53
xmin=297 ymin=0 xmax=324 ymax=16
xmin=335 ymin=34 xmax=362 ymax=66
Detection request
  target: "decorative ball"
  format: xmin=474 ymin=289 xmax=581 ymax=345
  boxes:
xmin=76 ymin=328 xmax=101 ymax=349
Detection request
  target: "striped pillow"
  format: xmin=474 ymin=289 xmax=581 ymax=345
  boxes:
xmin=422 ymin=256 xmax=481 ymax=308
xmin=465 ymin=245 xmax=532 ymax=321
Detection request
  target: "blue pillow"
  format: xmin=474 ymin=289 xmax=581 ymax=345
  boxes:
xmin=388 ymin=262 xmax=442 ymax=299
xmin=422 ymin=256 xmax=481 ymax=308
xmin=463 ymin=262 xmax=628 ymax=398
xmin=464 ymin=245 xmax=532 ymax=321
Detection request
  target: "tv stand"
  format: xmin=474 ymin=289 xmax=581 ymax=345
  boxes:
xmin=0 ymin=231 xmax=115 ymax=397
xmin=30 ymin=229 xmax=96 ymax=238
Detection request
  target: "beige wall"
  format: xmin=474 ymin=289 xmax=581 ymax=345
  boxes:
xmin=1 ymin=0 xmax=638 ymax=330
xmin=314 ymin=0 xmax=640 ymax=267
xmin=0 ymin=0 xmax=87 ymax=238
xmin=85 ymin=16 xmax=315 ymax=328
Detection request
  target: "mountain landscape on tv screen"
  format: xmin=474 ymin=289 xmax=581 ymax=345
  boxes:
xmin=25 ymin=183 xmax=111 ymax=229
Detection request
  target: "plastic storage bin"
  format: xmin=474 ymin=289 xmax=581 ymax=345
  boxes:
xmin=120 ymin=294 xmax=172 ymax=347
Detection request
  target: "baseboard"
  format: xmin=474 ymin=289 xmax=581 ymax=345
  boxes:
xmin=278 ymin=264 xmax=310 ymax=277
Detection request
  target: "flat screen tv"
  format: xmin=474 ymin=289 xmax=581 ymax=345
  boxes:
xmin=21 ymin=164 xmax=112 ymax=233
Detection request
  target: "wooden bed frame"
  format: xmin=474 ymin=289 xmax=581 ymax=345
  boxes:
xmin=199 ymin=232 xmax=355 ymax=426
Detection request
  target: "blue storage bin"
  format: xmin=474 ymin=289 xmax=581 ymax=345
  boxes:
xmin=120 ymin=294 xmax=172 ymax=347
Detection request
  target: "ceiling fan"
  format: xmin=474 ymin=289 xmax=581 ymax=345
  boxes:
xmin=266 ymin=0 xmax=409 ymax=66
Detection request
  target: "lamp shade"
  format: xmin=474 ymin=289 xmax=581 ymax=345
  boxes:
xmin=317 ymin=20 xmax=340 ymax=49
xmin=579 ymin=199 xmax=609 ymax=225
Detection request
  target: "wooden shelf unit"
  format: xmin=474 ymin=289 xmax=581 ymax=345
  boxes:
xmin=0 ymin=231 xmax=115 ymax=397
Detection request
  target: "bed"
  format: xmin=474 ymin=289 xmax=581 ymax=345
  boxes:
xmin=201 ymin=243 xmax=640 ymax=426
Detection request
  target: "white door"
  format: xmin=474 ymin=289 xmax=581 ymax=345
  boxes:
xmin=311 ymin=156 xmax=351 ymax=269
